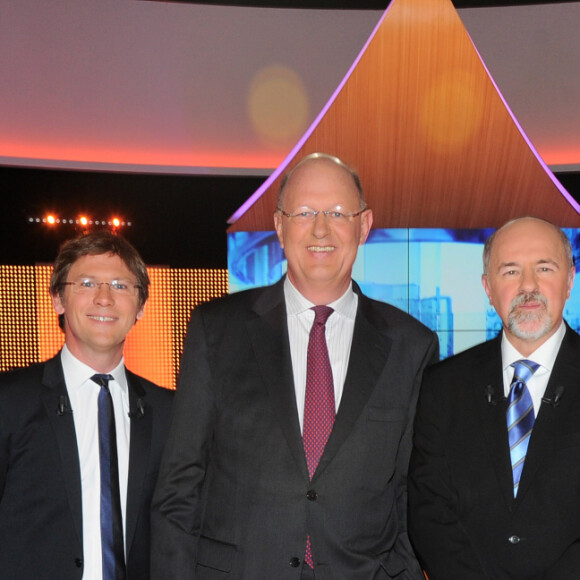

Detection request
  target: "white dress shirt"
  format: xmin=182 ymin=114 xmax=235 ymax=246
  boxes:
xmin=284 ymin=277 xmax=358 ymax=433
xmin=60 ymin=346 xmax=131 ymax=580
xmin=501 ymin=321 xmax=566 ymax=416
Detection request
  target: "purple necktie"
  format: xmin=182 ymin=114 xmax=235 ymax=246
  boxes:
xmin=303 ymin=305 xmax=335 ymax=568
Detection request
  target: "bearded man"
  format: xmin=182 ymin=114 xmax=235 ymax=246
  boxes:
xmin=409 ymin=216 xmax=580 ymax=580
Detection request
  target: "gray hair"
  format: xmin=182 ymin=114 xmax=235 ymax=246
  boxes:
xmin=483 ymin=217 xmax=574 ymax=275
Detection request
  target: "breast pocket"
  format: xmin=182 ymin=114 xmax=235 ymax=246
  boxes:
xmin=367 ymin=406 xmax=406 ymax=423
xmin=558 ymin=431 xmax=580 ymax=449
xmin=358 ymin=407 xmax=408 ymax=484
xmin=196 ymin=535 xmax=236 ymax=576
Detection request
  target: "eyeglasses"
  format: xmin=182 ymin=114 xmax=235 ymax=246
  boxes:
xmin=62 ymin=278 xmax=142 ymax=296
xmin=277 ymin=206 xmax=367 ymax=224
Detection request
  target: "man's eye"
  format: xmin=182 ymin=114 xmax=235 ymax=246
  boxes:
xmin=80 ymin=280 xmax=96 ymax=288
xmin=298 ymin=211 xmax=312 ymax=218
xmin=111 ymin=282 xmax=129 ymax=290
xmin=330 ymin=211 xmax=345 ymax=219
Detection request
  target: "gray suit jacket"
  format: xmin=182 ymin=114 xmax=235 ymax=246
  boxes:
xmin=151 ymin=279 xmax=438 ymax=579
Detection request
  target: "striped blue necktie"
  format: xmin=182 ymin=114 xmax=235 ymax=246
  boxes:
xmin=507 ymin=360 xmax=539 ymax=497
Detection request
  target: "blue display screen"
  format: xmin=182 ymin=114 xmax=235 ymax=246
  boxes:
xmin=228 ymin=228 xmax=580 ymax=358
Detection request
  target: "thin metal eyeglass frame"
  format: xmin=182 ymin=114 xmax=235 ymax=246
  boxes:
xmin=61 ymin=280 xmax=142 ymax=294
xmin=276 ymin=207 xmax=367 ymax=220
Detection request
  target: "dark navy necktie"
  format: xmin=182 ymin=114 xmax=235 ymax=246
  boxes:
xmin=92 ymin=374 xmax=126 ymax=580
xmin=303 ymin=306 xmax=335 ymax=569
xmin=507 ymin=360 xmax=539 ymax=497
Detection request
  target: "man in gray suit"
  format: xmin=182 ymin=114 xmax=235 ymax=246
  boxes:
xmin=152 ymin=153 xmax=438 ymax=579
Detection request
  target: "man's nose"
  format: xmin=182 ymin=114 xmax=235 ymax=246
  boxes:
xmin=519 ymin=269 xmax=538 ymax=292
xmin=93 ymin=283 xmax=114 ymax=304
xmin=312 ymin=211 xmax=331 ymax=236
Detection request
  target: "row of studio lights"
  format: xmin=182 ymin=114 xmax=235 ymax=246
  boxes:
xmin=29 ymin=215 xmax=132 ymax=228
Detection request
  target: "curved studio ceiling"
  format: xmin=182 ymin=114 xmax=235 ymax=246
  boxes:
xmin=1 ymin=0 xmax=579 ymax=175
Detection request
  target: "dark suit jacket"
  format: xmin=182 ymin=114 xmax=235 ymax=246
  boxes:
xmin=0 ymin=353 xmax=174 ymax=579
xmin=151 ymin=279 xmax=439 ymax=579
xmin=408 ymin=325 xmax=580 ymax=580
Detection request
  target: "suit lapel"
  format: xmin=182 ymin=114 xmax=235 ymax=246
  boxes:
xmin=472 ymin=337 xmax=515 ymax=509
xmin=516 ymin=327 xmax=580 ymax=504
xmin=40 ymin=354 xmax=84 ymax=547
xmin=313 ymin=294 xmax=391 ymax=480
xmin=247 ymin=281 xmax=309 ymax=479
xmin=124 ymin=371 xmax=152 ymax=555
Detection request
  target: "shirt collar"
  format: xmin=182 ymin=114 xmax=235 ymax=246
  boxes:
xmin=60 ymin=344 xmax=127 ymax=392
xmin=501 ymin=320 xmax=566 ymax=373
xmin=283 ymin=277 xmax=357 ymax=320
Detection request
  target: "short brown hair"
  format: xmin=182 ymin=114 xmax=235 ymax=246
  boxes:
xmin=50 ymin=230 xmax=150 ymax=307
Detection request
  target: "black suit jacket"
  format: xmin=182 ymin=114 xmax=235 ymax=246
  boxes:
xmin=151 ymin=279 xmax=439 ymax=579
xmin=0 ymin=353 xmax=174 ymax=579
xmin=408 ymin=325 xmax=580 ymax=580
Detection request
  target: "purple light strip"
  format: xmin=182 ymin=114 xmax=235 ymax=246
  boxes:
xmin=227 ymin=7 xmax=391 ymax=225
xmin=465 ymin=31 xmax=580 ymax=215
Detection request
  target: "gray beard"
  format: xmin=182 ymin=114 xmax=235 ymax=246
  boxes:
xmin=507 ymin=291 xmax=552 ymax=342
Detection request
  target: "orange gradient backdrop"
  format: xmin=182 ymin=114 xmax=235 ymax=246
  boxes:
xmin=0 ymin=265 xmax=229 ymax=389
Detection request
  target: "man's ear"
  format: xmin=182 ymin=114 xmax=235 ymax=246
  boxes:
xmin=274 ymin=212 xmax=285 ymax=249
xmin=136 ymin=303 xmax=145 ymax=323
xmin=358 ymin=209 xmax=373 ymax=246
xmin=481 ymin=274 xmax=493 ymax=305
xmin=51 ymin=292 xmax=65 ymax=315
xmin=567 ymin=266 xmax=575 ymax=299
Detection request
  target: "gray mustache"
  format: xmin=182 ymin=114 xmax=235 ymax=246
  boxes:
xmin=510 ymin=292 xmax=548 ymax=309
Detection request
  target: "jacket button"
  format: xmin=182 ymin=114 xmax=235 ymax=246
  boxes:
xmin=289 ymin=557 xmax=301 ymax=568
xmin=306 ymin=489 xmax=318 ymax=501
xmin=508 ymin=535 xmax=521 ymax=544
xmin=74 ymin=558 xmax=83 ymax=568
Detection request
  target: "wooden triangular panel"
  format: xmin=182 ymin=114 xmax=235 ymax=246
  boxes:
xmin=228 ymin=0 xmax=580 ymax=232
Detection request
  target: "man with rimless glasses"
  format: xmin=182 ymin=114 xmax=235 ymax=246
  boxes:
xmin=152 ymin=153 xmax=438 ymax=579
xmin=0 ymin=231 xmax=173 ymax=579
